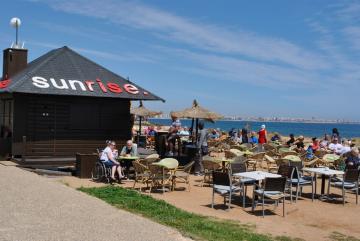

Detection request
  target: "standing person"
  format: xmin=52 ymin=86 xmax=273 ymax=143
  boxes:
xmin=241 ymin=128 xmax=248 ymax=143
xmin=332 ymin=128 xmax=340 ymax=141
xmin=258 ymin=124 xmax=267 ymax=151
xmin=195 ymin=121 xmax=208 ymax=176
xmin=100 ymin=141 xmax=123 ymax=181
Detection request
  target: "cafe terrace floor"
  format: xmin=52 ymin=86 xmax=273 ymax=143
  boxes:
xmin=60 ymin=172 xmax=360 ymax=241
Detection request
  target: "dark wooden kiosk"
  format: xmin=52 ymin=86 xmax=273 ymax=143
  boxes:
xmin=0 ymin=46 xmax=163 ymax=162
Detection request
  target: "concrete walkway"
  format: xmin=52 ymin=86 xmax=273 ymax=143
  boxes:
xmin=0 ymin=165 xmax=189 ymax=241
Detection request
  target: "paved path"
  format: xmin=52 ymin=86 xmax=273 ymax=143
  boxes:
xmin=0 ymin=165 xmax=189 ymax=241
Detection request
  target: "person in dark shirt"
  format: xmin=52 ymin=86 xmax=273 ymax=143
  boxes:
xmin=345 ymin=147 xmax=360 ymax=169
xmin=294 ymin=136 xmax=305 ymax=151
xmin=271 ymin=132 xmax=281 ymax=142
xmin=241 ymin=128 xmax=248 ymax=143
xmin=286 ymin=134 xmax=295 ymax=146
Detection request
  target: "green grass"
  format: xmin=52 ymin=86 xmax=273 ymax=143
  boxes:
xmin=329 ymin=232 xmax=360 ymax=241
xmin=79 ymin=186 xmax=297 ymax=241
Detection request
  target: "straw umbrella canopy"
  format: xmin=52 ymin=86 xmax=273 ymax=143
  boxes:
xmin=170 ymin=100 xmax=223 ymax=140
xmin=170 ymin=100 xmax=222 ymax=121
xmin=131 ymin=101 xmax=162 ymax=139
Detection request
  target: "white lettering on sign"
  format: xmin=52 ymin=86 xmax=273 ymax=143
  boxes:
xmin=32 ymin=76 xmax=50 ymax=88
xmin=31 ymin=76 xmax=145 ymax=96
xmin=50 ymin=78 xmax=69 ymax=89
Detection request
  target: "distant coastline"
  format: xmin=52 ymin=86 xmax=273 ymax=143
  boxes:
xmin=151 ymin=117 xmax=360 ymax=125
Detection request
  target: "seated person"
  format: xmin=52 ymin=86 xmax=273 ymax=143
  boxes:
xmin=100 ymin=141 xmax=123 ymax=180
xmin=232 ymin=130 xmax=242 ymax=144
xmin=286 ymin=134 xmax=295 ymax=146
xmin=305 ymin=145 xmax=315 ymax=159
xmin=249 ymin=131 xmax=258 ymax=145
xmin=294 ymin=136 xmax=305 ymax=150
xmin=146 ymin=126 xmax=157 ymax=137
xmin=340 ymin=139 xmax=351 ymax=155
xmin=209 ymin=129 xmax=220 ymax=140
xmin=166 ymin=127 xmax=179 ymax=156
xmin=179 ymin=126 xmax=190 ymax=136
xmin=271 ymin=132 xmax=281 ymax=142
xmin=311 ymin=137 xmax=320 ymax=152
xmin=320 ymin=134 xmax=330 ymax=149
xmin=328 ymin=138 xmax=343 ymax=155
xmin=345 ymin=147 xmax=360 ymax=169
xmin=120 ymin=140 xmax=138 ymax=157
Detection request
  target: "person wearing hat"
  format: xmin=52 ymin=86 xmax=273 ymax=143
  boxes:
xmin=258 ymin=124 xmax=267 ymax=144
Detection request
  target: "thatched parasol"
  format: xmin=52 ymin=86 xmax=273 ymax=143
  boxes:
xmin=170 ymin=100 xmax=222 ymax=121
xmin=131 ymin=101 xmax=162 ymax=143
xmin=170 ymin=100 xmax=223 ymax=141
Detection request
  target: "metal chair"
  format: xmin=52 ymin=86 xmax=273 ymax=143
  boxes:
xmin=211 ymin=171 xmax=241 ymax=211
xmin=332 ymin=169 xmax=359 ymax=205
xmin=230 ymin=161 xmax=255 ymax=207
xmin=252 ymin=177 xmax=287 ymax=217
xmin=288 ymin=166 xmax=314 ymax=202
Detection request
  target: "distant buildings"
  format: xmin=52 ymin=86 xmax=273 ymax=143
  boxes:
xmin=154 ymin=114 xmax=359 ymax=124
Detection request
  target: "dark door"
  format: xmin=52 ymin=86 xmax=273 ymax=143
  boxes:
xmin=27 ymin=99 xmax=56 ymax=154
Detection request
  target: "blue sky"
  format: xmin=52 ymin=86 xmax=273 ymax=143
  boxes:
xmin=1 ymin=0 xmax=360 ymax=120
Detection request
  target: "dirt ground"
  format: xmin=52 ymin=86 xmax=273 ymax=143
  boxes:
xmin=58 ymin=172 xmax=360 ymax=241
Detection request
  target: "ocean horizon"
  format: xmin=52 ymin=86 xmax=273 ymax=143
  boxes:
xmin=149 ymin=118 xmax=360 ymax=139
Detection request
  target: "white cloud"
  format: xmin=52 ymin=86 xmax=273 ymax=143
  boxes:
xmin=39 ymin=0 xmax=330 ymax=70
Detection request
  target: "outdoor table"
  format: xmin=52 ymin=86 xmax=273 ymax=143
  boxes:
xmin=303 ymin=167 xmax=344 ymax=200
xmin=152 ymin=160 xmax=178 ymax=192
xmin=116 ymin=156 xmax=140 ymax=177
xmin=233 ymin=171 xmax=281 ymax=181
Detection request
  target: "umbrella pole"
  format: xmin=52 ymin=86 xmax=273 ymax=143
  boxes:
xmin=138 ymin=116 xmax=142 ymax=145
xmin=190 ymin=118 xmax=194 ymax=135
xmin=195 ymin=118 xmax=199 ymax=144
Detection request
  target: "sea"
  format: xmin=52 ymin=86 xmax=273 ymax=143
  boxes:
xmin=148 ymin=118 xmax=360 ymax=139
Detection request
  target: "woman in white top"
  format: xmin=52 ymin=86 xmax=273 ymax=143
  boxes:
xmin=100 ymin=141 xmax=123 ymax=180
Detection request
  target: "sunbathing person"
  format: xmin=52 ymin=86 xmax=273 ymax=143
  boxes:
xmin=100 ymin=141 xmax=123 ymax=181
